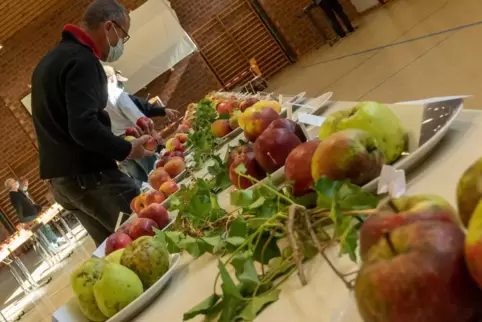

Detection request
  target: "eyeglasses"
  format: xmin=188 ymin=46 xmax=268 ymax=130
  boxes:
xmin=112 ymin=21 xmax=130 ymax=44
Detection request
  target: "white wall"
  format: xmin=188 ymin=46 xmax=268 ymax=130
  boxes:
xmin=109 ymin=0 xmax=196 ymax=93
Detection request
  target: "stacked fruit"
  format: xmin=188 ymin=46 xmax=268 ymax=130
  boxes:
xmin=71 ymin=236 xmax=170 ymax=321
xmin=157 ymin=133 xmax=187 ymax=179
xmin=124 ymin=117 xmax=158 ymax=151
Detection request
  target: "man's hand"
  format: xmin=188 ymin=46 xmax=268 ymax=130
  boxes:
xmin=164 ymin=108 xmax=180 ymax=121
xmin=128 ymin=135 xmax=156 ymax=160
xmin=125 ymin=126 xmax=146 ymax=138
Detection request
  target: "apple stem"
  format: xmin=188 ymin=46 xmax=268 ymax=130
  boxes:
xmin=300 ymin=204 xmax=354 ymax=290
xmin=386 ymin=199 xmax=399 ymax=212
xmin=287 ymin=205 xmax=307 ymax=286
xmin=384 ymin=232 xmax=397 ymax=255
xmin=311 ymin=208 xmax=377 ymax=218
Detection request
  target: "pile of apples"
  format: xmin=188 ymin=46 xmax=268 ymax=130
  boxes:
xmin=156 ymin=133 xmax=187 ymax=178
xmin=124 ymin=117 xmax=158 ymax=151
xmin=353 ymin=156 xmax=482 ymax=321
xmin=105 ymin=196 xmax=170 ymax=256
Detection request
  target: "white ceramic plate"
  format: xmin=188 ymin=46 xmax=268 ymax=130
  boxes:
xmin=52 ymin=253 xmax=181 ymax=322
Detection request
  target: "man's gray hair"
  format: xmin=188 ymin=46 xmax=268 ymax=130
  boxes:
xmin=83 ymin=0 xmax=129 ymax=30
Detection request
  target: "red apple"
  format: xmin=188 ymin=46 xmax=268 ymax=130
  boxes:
xmin=227 ymin=145 xmax=253 ymax=170
xmin=160 ymin=180 xmax=179 ymax=197
xmin=285 ymin=140 xmax=321 ymax=196
xmin=211 ymin=120 xmax=232 ymax=138
xmin=143 ymin=136 xmax=157 ymax=151
xmin=116 ymin=223 xmax=133 ymax=235
xmin=105 ymin=232 xmax=132 ymax=255
xmin=144 ymin=190 xmax=166 ymax=206
xmin=312 ymin=129 xmax=384 ymax=186
xmin=217 ymin=98 xmax=238 ymax=115
xmin=239 ymin=98 xmax=259 ymax=112
xmin=129 ymin=218 xmax=159 ymax=240
xmin=175 ymin=133 xmax=188 ymax=143
xmin=164 ymin=157 xmax=185 ymax=178
xmin=359 ymin=194 xmax=459 ymax=260
xmin=125 ymin=127 xmax=140 ymax=138
xmin=139 ymin=204 xmax=169 ymax=229
xmin=242 ymin=107 xmax=280 ymax=142
xmin=254 ymin=126 xmax=302 ymax=174
xmin=148 ymin=168 xmax=171 ymax=190
xmin=136 ymin=116 xmax=151 ymax=132
xmin=229 ymin=152 xmax=265 ymax=189
xmin=356 ymin=221 xmax=479 ymax=322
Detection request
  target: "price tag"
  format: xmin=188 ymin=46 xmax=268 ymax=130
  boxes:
xmin=377 ymin=165 xmax=406 ymax=198
xmin=297 ymin=113 xmax=326 ymax=127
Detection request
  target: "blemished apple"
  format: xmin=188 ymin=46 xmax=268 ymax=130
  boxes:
xmin=160 ymin=181 xmax=179 ymax=197
xmin=217 ymin=98 xmax=238 ymax=115
xmin=211 ymin=119 xmax=232 ymax=138
xmin=251 ymin=100 xmax=281 ymax=113
xmin=105 ymin=232 xmax=132 ymax=255
xmin=144 ymin=190 xmax=166 ymax=206
xmin=131 ymin=194 xmax=147 ymax=215
xmin=285 ymin=140 xmax=321 ymax=196
xmin=143 ymin=136 xmax=157 ymax=152
xmin=227 ymin=145 xmax=253 ymax=170
xmin=312 ymin=129 xmax=384 ymax=186
xmin=254 ymin=125 xmax=302 ymax=174
xmin=129 ymin=218 xmax=159 ymax=240
xmin=139 ymin=204 xmax=169 ymax=230
xmin=165 ymin=138 xmax=182 ymax=152
xmin=229 ymin=151 xmax=265 ymax=189
xmin=319 ymin=101 xmax=406 ymax=164
xmin=356 ymin=221 xmax=479 ymax=322
xmin=457 ymin=157 xmax=482 ymax=227
xmin=239 ymin=98 xmax=259 ymax=112
xmin=164 ymin=156 xmax=185 ymax=178
xmin=116 ymin=223 xmax=133 ymax=235
xmin=148 ymin=168 xmax=171 ymax=190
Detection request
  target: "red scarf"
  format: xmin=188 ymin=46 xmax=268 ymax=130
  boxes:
xmin=63 ymin=24 xmax=100 ymax=59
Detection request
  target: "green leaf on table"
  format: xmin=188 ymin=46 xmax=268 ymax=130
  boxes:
xmin=178 ymin=235 xmax=206 ymax=257
xmin=218 ymin=260 xmax=243 ymax=300
xmin=237 ymin=289 xmax=281 ymax=321
xmin=249 ymin=196 xmax=266 ymax=209
xmin=339 ymin=221 xmax=358 ymax=262
xmin=230 ymin=252 xmax=260 ymax=291
xmin=337 ymin=182 xmax=379 ymax=210
xmin=229 ymin=218 xmax=248 ymax=238
xmin=329 ymin=196 xmax=343 ymax=228
xmin=183 ymin=294 xmax=220 ymax=321
xmin=156 ymin=230 xmax=182 ymax=253
xmin=202 ymin=235 xmax=226 ymax=254
xmin=253 ymin=233 xmax=281 ymax=265
xmin=217 ymin=113 xmax=231 ymax=120
xmin=315 ymin=176 xmax=341 ymax=209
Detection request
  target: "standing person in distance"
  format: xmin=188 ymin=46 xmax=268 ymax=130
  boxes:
xmin=5 ymin=178 xmax=60 ymax=245
xmin=31 ymin=0 xmax=153 ymax=246
xmin=316 ymin=0 xmax=356 ymax=38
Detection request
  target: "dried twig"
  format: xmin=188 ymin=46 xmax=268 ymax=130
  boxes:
xmin=301 ymin=205 xmax=354 ymax=290
xmin=287 ymin=205 xmax=307 ymax=286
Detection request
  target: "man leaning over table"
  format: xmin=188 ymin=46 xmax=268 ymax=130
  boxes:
xmin=31 ymin=0 xmax=155 ymax=246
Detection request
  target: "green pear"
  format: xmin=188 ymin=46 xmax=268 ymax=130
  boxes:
xmin=70 ymin=258 xmax=108 ymax=322
xmin=104 ymin=249 xmax=125 ymax=264
xmin=319 ymin=101 xmax=406 ymax=164
xmin=93 ymin=263 xmax=143 ymax=318
xmin=457 ymin=157 xmax=482 ymax=227
xmin=121 ymin=236 xmax=170 ymax=289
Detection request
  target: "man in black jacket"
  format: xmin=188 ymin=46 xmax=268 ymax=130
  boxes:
xmin=317 ymin=0 xmax=356 ymax=38
xmin=31 ymin=0 xmax=155 ymax=245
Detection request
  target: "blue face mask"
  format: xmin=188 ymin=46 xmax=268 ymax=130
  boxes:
xmin=22 ymin=186 xmax=28 ymax=192
xmin=105 ymin=28 xmax=124 ymax=63
xmin=15 ymin=181 xmax=20 ymax=189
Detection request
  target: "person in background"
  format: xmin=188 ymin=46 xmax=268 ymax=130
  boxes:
xmin=31 ymin=0 xmax=154 ymax=245
xmin=5 ymin=178 xmax=60 ymax=245
xmin=317 ymin=0 xmax=356 ymax=38
xmin=103 ymin=65 xmax=179 ymax=185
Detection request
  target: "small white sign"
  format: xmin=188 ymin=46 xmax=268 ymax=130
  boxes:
xmin=297 ymin=113 xmax=326 ymax=127
xmin=377 ymin=165 xmax=406 ymax=198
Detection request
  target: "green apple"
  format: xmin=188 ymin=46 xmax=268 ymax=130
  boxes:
xmin=319 ymin=101 xmax=405 ymax=164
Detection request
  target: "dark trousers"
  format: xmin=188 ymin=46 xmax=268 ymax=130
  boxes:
xmin=50 ymin=169 xmax=140 ymax=246
xmin=319 ymin=0 xmax=354 ymax=37
xmin=120 ymin=155 xmax=156 ymax=187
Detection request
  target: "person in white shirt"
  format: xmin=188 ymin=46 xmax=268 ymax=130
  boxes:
xmin=103 ymin=65 xmax=179 ymax=185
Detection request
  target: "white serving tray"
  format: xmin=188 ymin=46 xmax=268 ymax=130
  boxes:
xmin=52 ymin=253 xmax=181 ymax=322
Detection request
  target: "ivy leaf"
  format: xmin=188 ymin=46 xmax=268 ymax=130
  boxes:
xmin=156 ymin=230 xmax=182 ymax=253
xmin=249 ymin=196 xmax=266 ymax=209
xmin=315 ymin=176 xmax=340 ymax=209
xmin=235 ymin=163 xmax=247 ymax=174
xmin=202 ymin=235 xmax=226 ymax=254
xmin=329 ymin=195 xmax=343 ymax=228
xmin=230 ymin=190 xmax=254 ymax=208
xmin=183 ymin=294 xmax=220 ymax=321
xmin=218 ymin=260 xmax=243 ymax=300
xmin=179 ymin=235 xmax=206 ymax=257
xmin=226 ymin=236 xmax=246 ymax=247
xmin=337 ymin=182 xmax=379 ymax=210
xmin=230 ymin=252 xmax=260 ymax=292
xmin=229 ymin=218 xmax=248 ymax=238
xmin=236 ymin=289 xmax=281 ymax=321
xmin=253 ymin=233 xmax=281 ymax=264
xmin=339 ymin=221 xmax=358 ymax=262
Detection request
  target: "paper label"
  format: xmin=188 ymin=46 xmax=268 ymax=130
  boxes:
xmin=377 ymin=165 xmax=406 ymax=198
xmin=297 ymin=113 xmax=326 ymax=127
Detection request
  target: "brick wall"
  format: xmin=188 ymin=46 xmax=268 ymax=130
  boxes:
xmin=0 ymin=0 xmax=147 ymax=229
xmin=135 ymin=52 xmax=221 ymax=129
xmin=258 ymin=0 xmax=359 ymax=57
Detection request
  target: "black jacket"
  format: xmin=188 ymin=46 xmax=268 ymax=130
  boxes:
xmin=31 ymin=31 xmax=132 ymax=179
xmin=129 ymin=95 xmax=166 ymax=118
xmin=9 ymin=191 xmax=41 ymax=222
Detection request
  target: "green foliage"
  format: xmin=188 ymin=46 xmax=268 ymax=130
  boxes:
xmin=208 ymin=155 xmax=232 ymax=193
